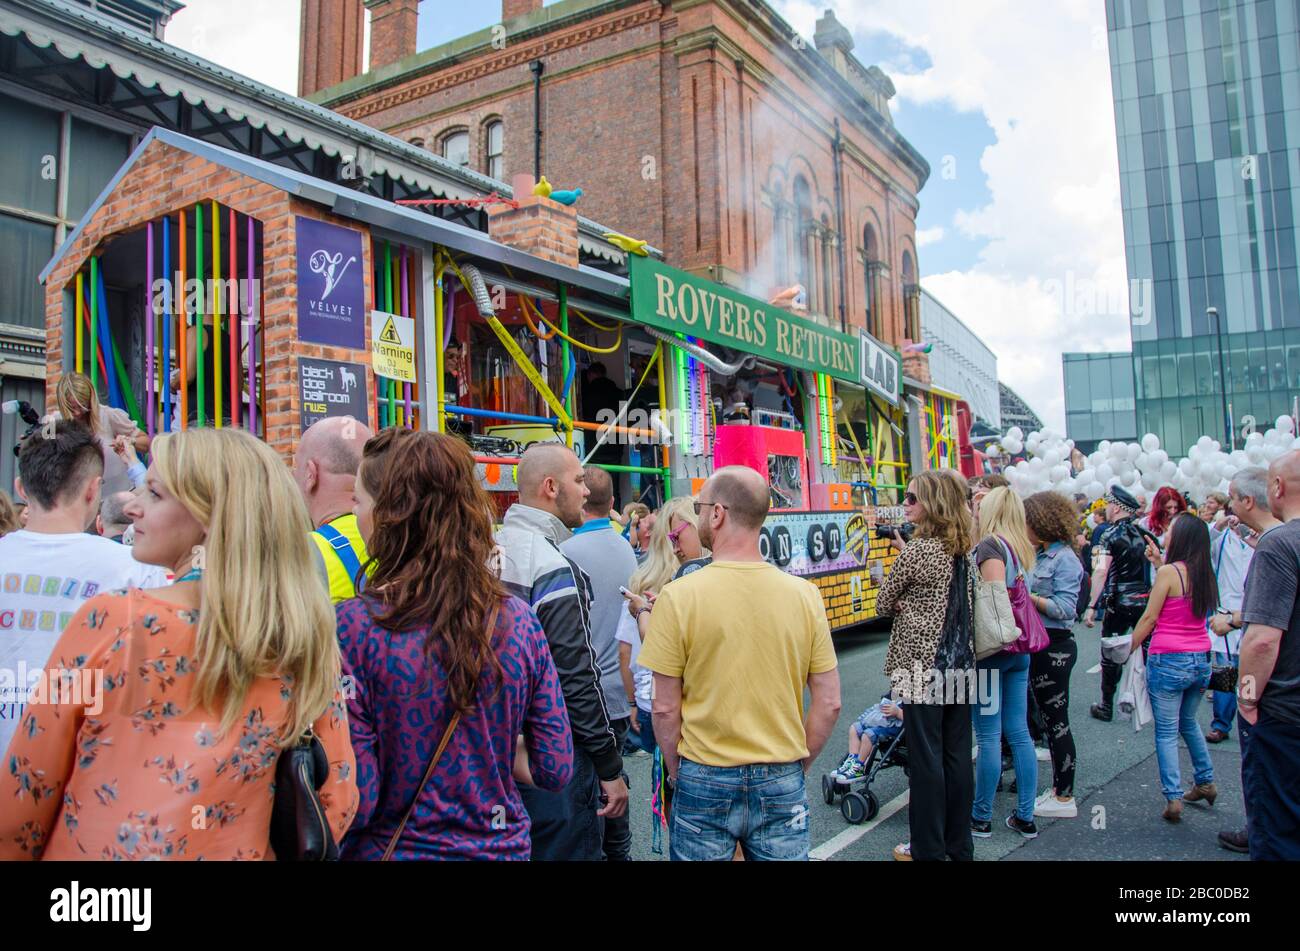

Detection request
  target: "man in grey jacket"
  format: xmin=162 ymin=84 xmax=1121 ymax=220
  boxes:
xmin=496 ymin=442 xmax=628 ymax=860
xmin=562 ymin=465 xmax=639 ymax=860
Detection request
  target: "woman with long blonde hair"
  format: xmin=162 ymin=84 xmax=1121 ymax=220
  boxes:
xmin=0 ymin=428 xmax=358 ymax=860
xmin=55 ymin=371 xmax=149 ymax=494
xmin=970 ymin=486 xmax=1040 ymax=839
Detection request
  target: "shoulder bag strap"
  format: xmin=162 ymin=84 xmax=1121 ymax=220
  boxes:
xmin=381 ymin=602 xmax=500 ymax=861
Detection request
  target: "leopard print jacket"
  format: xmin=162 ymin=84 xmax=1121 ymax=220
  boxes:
xmin=876 ymin=536 xmax=976 ymax=700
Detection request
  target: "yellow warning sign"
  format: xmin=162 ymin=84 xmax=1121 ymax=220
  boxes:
xmin=370 ymin=310 xmax=416 ymax=383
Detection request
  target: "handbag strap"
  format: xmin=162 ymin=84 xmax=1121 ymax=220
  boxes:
xmin=995 ymin=535 xmax=1022 ymax=582
xmin=380 ymin=602 xmax=500 ymax=861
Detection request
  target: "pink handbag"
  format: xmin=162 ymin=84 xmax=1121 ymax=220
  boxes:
xmin=997 ymin=536 xmax=1050 ymax=655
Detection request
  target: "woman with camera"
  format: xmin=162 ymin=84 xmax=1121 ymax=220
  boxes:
xmin=876 ymin=471 xmax=978 ymax=861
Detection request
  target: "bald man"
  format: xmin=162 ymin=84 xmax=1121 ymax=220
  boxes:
xmin=1237 ymin=449 xmax=1300 ymax=859
xmin=495 ymin=441 xmax=628 ymax=860
xmin=294 ymin=415 xmax=374 ymax=603
xmin=637 ymin=465 xmax=842 ymax=861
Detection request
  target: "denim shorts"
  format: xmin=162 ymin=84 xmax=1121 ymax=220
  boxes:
xmin=670 ymin=759 xmax=809 ymax=861
xmin=853 ymin=712 xmax=903 ymax=747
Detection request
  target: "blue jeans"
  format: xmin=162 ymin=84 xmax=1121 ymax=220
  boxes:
xmin=972 ymin=652 xmax=1037 ymax=823
xmin=669 ymin=759 xmax=809 ymax=861
xmin=1210 ymin=651 xmax=1238 ymax=735
xmin=631 ymin=707 xmax=656 ymax=754
xmin=1146 ymin=651 xmax=1214 ymax=801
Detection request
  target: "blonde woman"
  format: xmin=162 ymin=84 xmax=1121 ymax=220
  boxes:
xmin=0 ymin=489 xmax=19 ymax=537
xmin=54 ymin=371 xmax=149 ymax=494
xmin=0 ymin=428 xmax=358 ymax=860
xmin=970 ymin=486 xmax=1040 ymax=839
xmin=618 ymin=498 xmax=704 ymax=753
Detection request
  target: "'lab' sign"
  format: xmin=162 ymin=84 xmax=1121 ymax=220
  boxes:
xmin=859 ymin=331 xmax=901 ymax=406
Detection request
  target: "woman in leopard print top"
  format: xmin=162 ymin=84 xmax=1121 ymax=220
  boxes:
xmin=874 ymin=470 xmax=977 ymax=861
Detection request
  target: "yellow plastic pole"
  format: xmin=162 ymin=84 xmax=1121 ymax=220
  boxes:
xmin=75 ymin=271 xmax=83 ymax=373
xmin=434 ymin=253 xmax=446 ymax=433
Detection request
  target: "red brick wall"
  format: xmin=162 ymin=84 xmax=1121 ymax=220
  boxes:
xmin=43 ymin=140 xmax=376 ymax=466
xmin=324 ymin=0 xmax=923 ymax=348
xmin=503 ymin=0 xmax=542 ymax=20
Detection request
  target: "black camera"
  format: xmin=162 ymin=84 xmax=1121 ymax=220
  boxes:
xmin=875 ymin=522 xmax=915 ymax=542
xmin=3 ymin=400 xmax=43 ymax=457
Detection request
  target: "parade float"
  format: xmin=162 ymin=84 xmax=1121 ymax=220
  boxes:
xmin=39 ymin=127 xmax=956 ymax=631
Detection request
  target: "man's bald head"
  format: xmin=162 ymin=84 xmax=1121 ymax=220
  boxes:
xmin=299 ymin=416 xmax=372 ymax=477
xmin=1267 ymin=448 xmax=1300 ymax=520
xmin=518 ymin=442 xmax=588 ymax=528
xmin=582 ymin=465 xmax=614 ymax=516
xmin=704 ymin=465 xmax=770 ymax=531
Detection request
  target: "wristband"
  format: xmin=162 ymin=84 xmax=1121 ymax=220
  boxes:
xmin=636 ymin=607 xmax=652 ymax=619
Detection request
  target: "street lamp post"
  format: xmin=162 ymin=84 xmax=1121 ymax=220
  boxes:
xmin=1208 ymin=305 xmax=1231 ymax=448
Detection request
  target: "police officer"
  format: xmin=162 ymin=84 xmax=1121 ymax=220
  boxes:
xmin=293 ymin=416 xmax=374 ymax=603
xmin=1083 ymin=486 xmax=1154 ymax=721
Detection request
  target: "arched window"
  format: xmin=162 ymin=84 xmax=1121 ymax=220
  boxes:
xmin=901 ymin=250 xmax=921 ymax=342
xmin=408 ymin=136 xmax=425 ymax=149
xmin=441 ymin=130 xmax=469 ymax=168
xmin=484 ymin=120 xmax=504 ymax=180
xmin=793 ymin=176 xmax=813 ymax=302
xmin=863 ymin=223 xmax=882 ymax=338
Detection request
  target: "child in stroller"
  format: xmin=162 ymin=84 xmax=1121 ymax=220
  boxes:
xmin=822 ymin=695 xmax=907 ymax=824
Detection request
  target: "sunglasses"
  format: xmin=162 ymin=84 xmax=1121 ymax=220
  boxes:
xmin=904 ymin=492 xmax=919 ymax=505
xmin=692 ymin=499 xmax=730 ymax=516
xmin=668 ymin=523 xmax=688 ymax=544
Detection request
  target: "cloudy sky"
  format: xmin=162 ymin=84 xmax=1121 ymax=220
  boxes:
xmin=165 ymin=0 xmax=1134 ymax=431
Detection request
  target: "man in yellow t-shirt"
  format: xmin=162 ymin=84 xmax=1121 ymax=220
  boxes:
xmin=293 ymin=416 xmax=374 ymax=604
xmin=637 ymin=465 xmax=841 ymax=861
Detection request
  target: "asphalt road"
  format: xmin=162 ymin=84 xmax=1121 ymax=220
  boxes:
xmin=620 ymin=620 xmax=1249 ymax=861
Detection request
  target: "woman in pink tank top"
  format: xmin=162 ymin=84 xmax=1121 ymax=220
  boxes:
xmin=1130 ymin=513 xmax=1218 ymax=822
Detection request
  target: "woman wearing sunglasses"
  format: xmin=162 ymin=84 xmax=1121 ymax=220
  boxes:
xmin=876 ymin=472 xmax=978 ymax=861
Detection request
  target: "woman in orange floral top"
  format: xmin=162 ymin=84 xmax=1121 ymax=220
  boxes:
xmin=0 ymin=428 xmax=358 ymax=860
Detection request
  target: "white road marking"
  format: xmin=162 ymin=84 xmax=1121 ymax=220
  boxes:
xmin=1087 ymin=664 xmax=1102 ymax=673
xmin=810 ymin=788 xmax=910 ymax=860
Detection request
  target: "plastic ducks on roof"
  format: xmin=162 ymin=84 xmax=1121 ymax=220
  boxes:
xmin=548 ymin=187 xmax=583 ymax=206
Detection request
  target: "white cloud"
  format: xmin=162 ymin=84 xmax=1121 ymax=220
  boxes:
xmin=778 ymin=0 xmax=1128 ymax=432
xmin=165 ymin=1 xmax=301 ymax=95
xmin=915 ymin=226 xmax=946 ymax=247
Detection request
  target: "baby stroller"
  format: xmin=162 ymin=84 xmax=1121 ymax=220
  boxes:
xmin=821 ymin=727 xmax=909 ymax=824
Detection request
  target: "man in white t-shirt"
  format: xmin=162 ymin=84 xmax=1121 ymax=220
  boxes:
xmin=0 ymin=421 xmax=167 ymax=752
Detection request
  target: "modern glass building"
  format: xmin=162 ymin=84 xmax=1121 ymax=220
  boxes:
xmin=1063 ymin=352 xmax=1139 ymax=453
xmin=1107 ymin=0 xmax=1300 ymax=455
xmin=920 ymin=289 xmax=1000 ymax=428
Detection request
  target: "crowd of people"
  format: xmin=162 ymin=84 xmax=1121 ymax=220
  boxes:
xmin=1 ymin=387 xmax=1298 ymax=862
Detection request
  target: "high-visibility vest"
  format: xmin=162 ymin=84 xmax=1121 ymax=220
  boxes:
xmin=311 ymin=514 xmax=369 ymax=604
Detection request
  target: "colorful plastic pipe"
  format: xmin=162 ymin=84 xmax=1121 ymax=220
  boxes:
xmin=179 ymin=208 xmax=188 ymax=429
xmin=75 ymin=271 xmax=83 ymax=375
xmin=247 ymin=215 xmax=256 ymax=437
xmin=90 ymin=256 xmax=98 ymax=389
xmin=445 ymin=405 xmax=559 ymax=426
xmin=146 ymin=221 xmax=155 ymax=436
xmin=229 ymin=205 xmax=238 ymax=429
xmin=196 ymin=202 xmax=205 ymax=427
xmin=162 ymin=215 xmax=172 ymax=432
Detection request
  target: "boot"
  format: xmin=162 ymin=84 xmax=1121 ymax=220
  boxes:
xmin=1090 ymin=703 xmax=1113 ymax=722
xmin=1162 ymin=799 xmax=1183 ymax=822
xmin=1183 ymin=783 xmax=1218 ymax=807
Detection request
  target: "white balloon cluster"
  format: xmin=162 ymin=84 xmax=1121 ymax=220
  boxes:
xmin=994 ymin=417 xmax=1300 ymax=503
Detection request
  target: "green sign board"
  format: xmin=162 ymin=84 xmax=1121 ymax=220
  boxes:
xmin=628 ymin=256 xmax=861 ymax=384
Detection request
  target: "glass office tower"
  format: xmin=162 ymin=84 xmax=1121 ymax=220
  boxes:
xmin=1108 ymin=0 xmax=1300 ymax=454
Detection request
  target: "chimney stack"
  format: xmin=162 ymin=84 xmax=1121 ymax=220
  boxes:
xmin=503 ymin=0 xmax=544 ymax=22
xmin=298 ymin=0 xmax=366 ymax=98
xmin=487 ymin=174 xmax=580 ymax=268
xmin=365 ymin=0 xmax=419 ymax=71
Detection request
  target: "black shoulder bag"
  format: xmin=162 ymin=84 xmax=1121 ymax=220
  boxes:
xmin=270 ymin=725 xmax=339 ymax=861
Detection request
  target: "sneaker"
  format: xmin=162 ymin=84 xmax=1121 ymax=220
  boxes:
xmin=892 ymin=842 xmax=913 ymax=861
xmin=1089 ymin=703 xmax=1113 ymax=722
xmin=1006 ymin=814 xmax=1038 ymax=838
xmin=833 ymin=754 xmax=863 ymax=782
xmin=1034 ymin=793 xmax=1078 ymax=818
xmin=971 ymin=819 xmax=993 ymax=838
xmin=1036 ymin=747 xmax=1052 ymax=762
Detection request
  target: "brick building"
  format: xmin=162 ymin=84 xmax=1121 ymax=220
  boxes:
xmin=304 ymin=0 xmax=930 ymax=352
